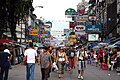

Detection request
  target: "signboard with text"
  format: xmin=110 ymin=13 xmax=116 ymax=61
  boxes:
xmin=29 ymin=29 xmax=38 ymax=36
xmin=86 ymin=25 xmax=102 ymax=33
xmin=74 ymin=25 xmax=86 ymax=31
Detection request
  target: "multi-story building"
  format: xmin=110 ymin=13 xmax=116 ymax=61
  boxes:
xmin=89 ymin=0 xmax=118 ymax=40
xmin=117 ymin=0 xmax=120 ymax=36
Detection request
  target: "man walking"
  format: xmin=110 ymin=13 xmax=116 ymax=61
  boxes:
xmin=0 ymin=44 xmax=12 ymax=80
xmin=76 ymin=46 xmax=88 ymax=80
xmin=24 ymin=42 xmax=38 ymax=80
xmin=39 ymin=46 xmax=52 ymax=80
xmin=66 ymin=46 xmax=76 ymax=74
xmin=4 ymin=44 xmax=12 ymax=69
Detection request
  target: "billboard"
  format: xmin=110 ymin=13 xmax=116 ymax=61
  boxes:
xmin=88 ymin=34 xmax=99 ymax=41
xmin=29 ymin=29 xmax=38 ymax=36
xmin=86 ymin=25 xmax=102 ymax=33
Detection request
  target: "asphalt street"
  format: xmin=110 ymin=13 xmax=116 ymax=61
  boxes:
xmin=8 ymin=64 xmax=120 ymax=80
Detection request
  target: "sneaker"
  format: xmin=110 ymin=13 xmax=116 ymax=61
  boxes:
xmin=81 ymin=76 xmax=84 ymax=80
xmin=58 ymin=74 xmax=61 ymax=78
xmin=78 ymin=75 xmax=81 ymax=79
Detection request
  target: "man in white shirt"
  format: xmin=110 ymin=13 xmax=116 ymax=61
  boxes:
xmin=24 ymin=42 xmax=38 ymax=80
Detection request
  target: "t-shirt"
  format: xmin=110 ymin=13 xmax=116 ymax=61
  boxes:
xmin=40 ymin=52 xmax=51 ymax=68
xmin=0 ymin=52 xmax=11 ymax=67
xmin=24 ymin=48 xmax=37 ymax=63
xmin=67 ymin=49 xmax=75 ymax=59
xmin=4 ymin=49 xmax=11 ymax=54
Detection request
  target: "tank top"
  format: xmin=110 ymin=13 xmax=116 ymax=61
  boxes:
xmin=58 ymin=53 xmax=65 ymax=62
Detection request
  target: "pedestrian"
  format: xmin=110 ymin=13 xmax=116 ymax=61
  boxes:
xmin=66 ymin=45 xmax=76 ymax=74
xmin=48 ymin=46 xmax=56 ymax=72
xmin=56 ymin=48 xmax=68 ymax=78
xmin=4 ymin=44 xmax=12 ymax=69
xmin=98 ymin=48 xmax=103 ymax=69
xmin=23 ymin=42 xmax=38 ymax=80
xmin=0 ymin=44 xmax=12 ymax=80
xmin=116 ymin=47 xmax=120 ymax=76
xmin=76 ymin=46 xmax=88 ymax=80
xmin=39 ymin=46 xmax=52 ymax=80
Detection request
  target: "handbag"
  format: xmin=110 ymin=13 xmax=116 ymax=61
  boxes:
xmin=52 ymin=62 xmax=58 ymax=70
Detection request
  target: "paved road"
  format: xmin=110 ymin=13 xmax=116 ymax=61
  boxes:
xmin=8 ymin=64 xmax=120 ymax=80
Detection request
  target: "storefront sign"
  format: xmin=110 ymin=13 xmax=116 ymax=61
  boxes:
xmin=29 ymin=29 xmax=38 ymax=36
xmin=88 ymin=16 xmax=97 ymax=21
xmin=75 ymin=25 xmax=86 ymax=31
xmin=86 ymin=25 xmax=102 ymax=33
xmin=76 ymin=15 xmax=88 ymax=22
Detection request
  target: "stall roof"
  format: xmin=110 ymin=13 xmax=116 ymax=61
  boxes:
xmin=0 ymin=39 xmax=13 ymax=43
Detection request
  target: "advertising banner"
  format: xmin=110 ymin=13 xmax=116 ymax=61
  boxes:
xmin=88 ymin=34 xmax=99 ymax=41
xmin=76 ymin=15 xmax=88 ymax=22
xmin=29 ymin=29 xmax=38 ymax=36
xmin=74 ymin=25 xmax=86 ymax=31
xmin=86 ymin=25 xmax=102 ymax=33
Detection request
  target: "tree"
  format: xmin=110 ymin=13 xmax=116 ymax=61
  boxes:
xmin=0 ymin=0 xmax=33 ymax=41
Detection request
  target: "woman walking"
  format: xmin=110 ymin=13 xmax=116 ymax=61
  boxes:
xmin=56 ymin=48 xmax=68 ymax=78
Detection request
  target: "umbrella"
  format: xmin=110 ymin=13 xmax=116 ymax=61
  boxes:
xmin=107 ymin=45 xmax=117 ymax=49
xmin=114 ymin=44 xmax=120 ymax=47
xmin=112 ymin=41 xmax=120 ymax=47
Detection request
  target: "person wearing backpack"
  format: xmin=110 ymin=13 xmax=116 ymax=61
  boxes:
xmin=0 ymin=44 xmax=12 ymax=80
xmin=76 ymin=46 xmax=88 ymax=80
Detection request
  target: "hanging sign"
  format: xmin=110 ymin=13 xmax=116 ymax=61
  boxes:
xmin=29 ymin=29 xmax=38 ymax=36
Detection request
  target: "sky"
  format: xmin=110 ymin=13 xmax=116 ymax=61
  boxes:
xmin=32 ymin=0 xmax=86 ymax=31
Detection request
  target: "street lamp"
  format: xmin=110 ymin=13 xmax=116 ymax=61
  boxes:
xmin=34 ymin=6 xmax=43 ymax=9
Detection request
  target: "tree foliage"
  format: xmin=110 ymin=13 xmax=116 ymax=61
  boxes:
xmin=0 ymin=0 xmax=33 ymax=41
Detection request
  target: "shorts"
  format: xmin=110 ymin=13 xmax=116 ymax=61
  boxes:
xmin=69 ymin=59 xmax=74 ymax=69
xmin=78 ymin=61 xmax=86 ymax=70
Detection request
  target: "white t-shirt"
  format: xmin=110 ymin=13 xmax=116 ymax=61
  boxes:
xmin=24 ymin=48 xmax=37 ymax=63
xmin=4 ymin=49 xmax=11 ymax=54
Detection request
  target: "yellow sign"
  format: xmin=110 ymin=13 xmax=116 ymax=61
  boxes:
xmin=29 ymin=29 xmax=38 ymax=36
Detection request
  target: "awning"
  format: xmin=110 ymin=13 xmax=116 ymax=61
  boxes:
xmin=0 ymin=39 xmax=13 ymax=43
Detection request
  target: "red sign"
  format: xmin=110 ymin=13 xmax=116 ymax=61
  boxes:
xmin=77 ymin=9 xmax=85 ymax=15
xmin=75 ymin=25 xmax=85 ymax=31
xmin=69 ymin=22 xmax=75 ymax=29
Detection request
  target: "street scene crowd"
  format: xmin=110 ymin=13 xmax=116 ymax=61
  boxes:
xmin=0 ymin=41 xmax=120 ymax=80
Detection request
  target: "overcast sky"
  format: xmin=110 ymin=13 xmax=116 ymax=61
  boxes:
xmin=32 ymin=0 xmax=87 ymax=31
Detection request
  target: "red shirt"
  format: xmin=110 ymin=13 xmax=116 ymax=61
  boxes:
xmin=98 ymin=49 xmax=103 ymax=57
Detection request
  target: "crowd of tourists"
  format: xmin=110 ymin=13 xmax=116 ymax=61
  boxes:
xmin=87 ymin=46 xmax=120 ymax=75
xmin=0 ymin=42 xmax=120 ymax=80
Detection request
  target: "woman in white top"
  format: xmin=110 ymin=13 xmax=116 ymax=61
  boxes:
xmin=56 ymin=48 xmax=68 ymax=78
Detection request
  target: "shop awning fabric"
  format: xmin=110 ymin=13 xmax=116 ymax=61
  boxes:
xmin=0 ymin=39 xmax=13 ymax=43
